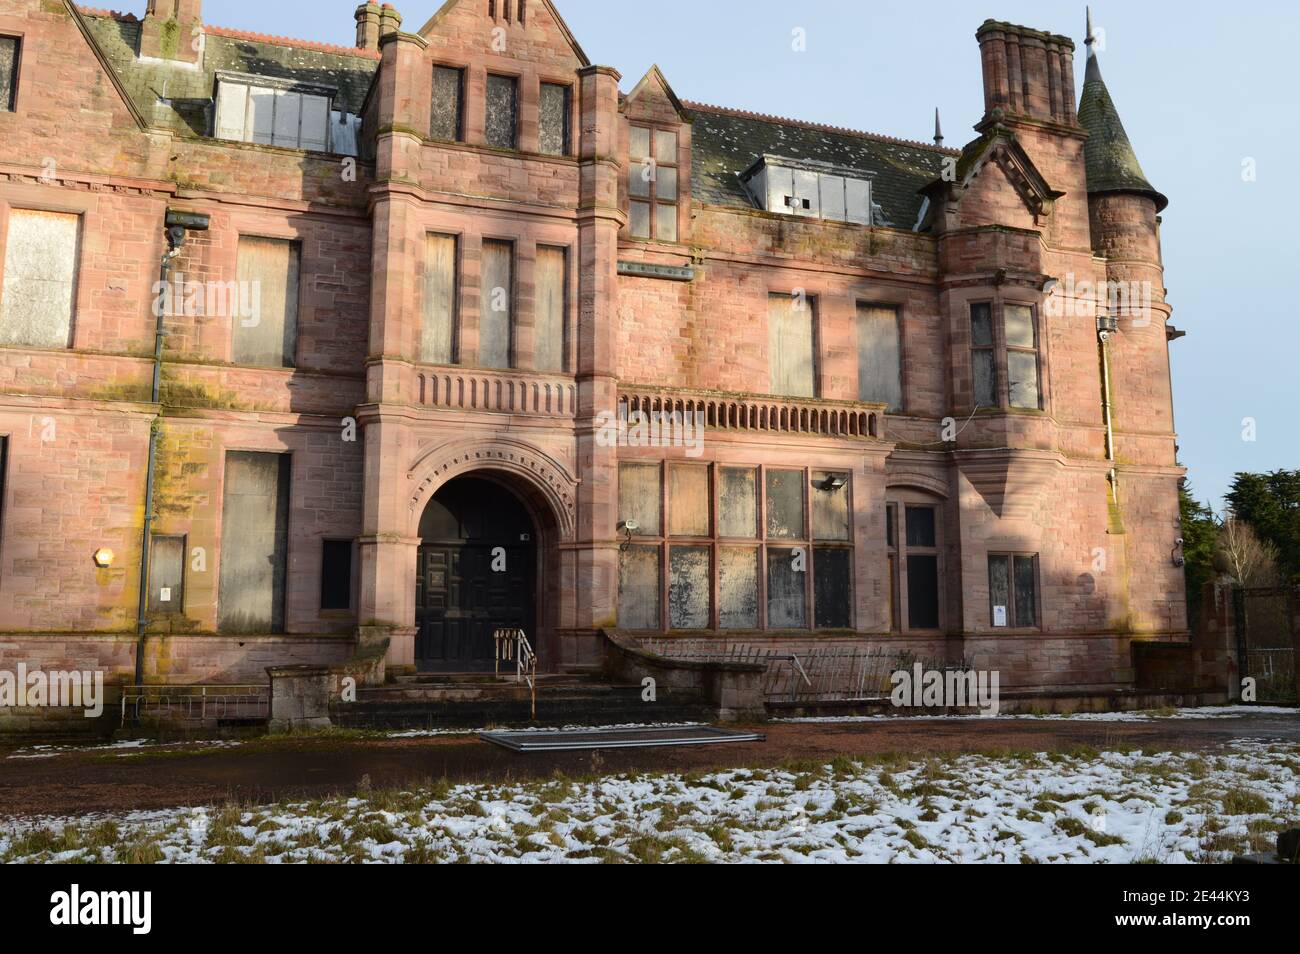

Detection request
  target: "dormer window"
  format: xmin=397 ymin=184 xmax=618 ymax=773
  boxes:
xmin=628 ymin=124 xmax=678 ymax=242
xmin=741 ymin=155 xmax=874 ymax=226
xmin=214 ymin=72 xmax=334 ymax=153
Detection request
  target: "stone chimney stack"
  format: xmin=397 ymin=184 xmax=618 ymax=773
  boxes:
xmin=379 ymin=4 xmax=404 ymax=40
xmin=355 ymin=3 xmax=382 ymax=51
xmin=975 ymin=20 xmax=1077 ymax=127
xmin=141 ymin=0 xmax=204 ymax=64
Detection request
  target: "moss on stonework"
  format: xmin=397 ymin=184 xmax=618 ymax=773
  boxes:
xmin=158 ymin=369 xmax=255 ymax=414
xmin=159 ymin=19 xmax=181 ymax=61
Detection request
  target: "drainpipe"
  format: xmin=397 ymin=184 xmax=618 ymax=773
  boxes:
xmin=1097 ymin=313 xmax=1119 ymax=505
xmin=132 ymin=211 xmax=210 ymax=704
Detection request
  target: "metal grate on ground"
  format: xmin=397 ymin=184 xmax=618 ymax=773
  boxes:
xmin=480 ymin=725 xmax=765 ymax=753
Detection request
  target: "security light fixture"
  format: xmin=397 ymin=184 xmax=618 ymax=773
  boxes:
xmin=1097 ymin=314 xmax=1119 ymax=340
xmin=617 ymin=520 xmax=639 ymax=551
xmin=817 ymin=474 xmax=848 ymax=492
xmin=93 ymin=548 xmax=115 ymax=568
xmin=1042 ymin=277 xmax=1061 ymax=295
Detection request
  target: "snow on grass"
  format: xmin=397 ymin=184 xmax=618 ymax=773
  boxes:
xmin=776 ymin=706 xmax=1299 ymax=725
xmin=2 ymin=742 xmax=1296 ymax=864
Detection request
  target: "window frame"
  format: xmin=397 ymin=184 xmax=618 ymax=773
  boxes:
xmin=0 ymin=206 xmax=83 ymax=351
xmin=987 ymin=551 xmax=1040 ymax=630
xmin=538 ymin=80 xmax=572 ymax=157
xmin=0 ymin=34 xmax=21 ymax=113
xmin=627 ymin=122 xmax=680 ymax=242
xmin=429 ymin=63 xmax=466 ymax=143
xmin=767 ymin=289 xmax=820 ymax=399
xmin=856 ymin=300 xmax=905 ymax=412
xmin=484 ymin=72 xmax=521 ymax=151
xmin=213 ymin=72 xmax=337 ymax=153
xmin=885 ymin=498 xmax=944 ymax=633
xmin=231 ymin=233 xmax=303 ymax=369
xmin=320 ymin=538 xmax=356 ymax=613
xmin=968 ymin=298 xmax=1044 ymax=412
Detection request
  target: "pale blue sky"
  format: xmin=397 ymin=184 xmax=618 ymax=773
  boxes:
xmin=172 ymin=0 xmax=1299 ymax=510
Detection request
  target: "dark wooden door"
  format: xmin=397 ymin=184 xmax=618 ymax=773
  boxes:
xmin=415 ymin=478 xmax=537 ymax=673
xmin=416 ymin=544 xmax=534 ymax=671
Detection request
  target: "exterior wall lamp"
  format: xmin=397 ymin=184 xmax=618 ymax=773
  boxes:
xmin=817 ymin=474 xmax=848 ymax=492
xmin=1172 ymin=538 xmax=1186 ymax=568
xmin=93 ymin=548 xmax=115 ymax=568
xmin=1097 ymin=314 xmax=1119 ymax=341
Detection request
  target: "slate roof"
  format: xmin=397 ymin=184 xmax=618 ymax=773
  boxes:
xmin=686 ymin=103 xmax=956 ymax=229
xmin=1077 ymin=52 xmax=1166 ymax=211
xmin=82 ymin=12 xmax=378 ymax=140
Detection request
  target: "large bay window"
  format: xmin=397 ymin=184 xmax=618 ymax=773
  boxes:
xmin=969 ymin=300 xmax=1043 ymax=410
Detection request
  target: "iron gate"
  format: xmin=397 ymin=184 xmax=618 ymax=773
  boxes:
xmin=1234 ymin=586 xmax=1298 ymax=703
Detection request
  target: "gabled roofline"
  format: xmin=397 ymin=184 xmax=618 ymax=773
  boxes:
xmin=66 ymin=1 xmax=148 ymax=130
xmin=626 ymin=64 xmax=688 ymax=120
xmin=417 ymin=0 xmax=591 ymax=67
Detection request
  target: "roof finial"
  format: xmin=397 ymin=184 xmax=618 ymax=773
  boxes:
xmin=1085 ymin=6 xmax=1097 ymax=53
xmin=933 ymin=107 xmax=944 ymax=146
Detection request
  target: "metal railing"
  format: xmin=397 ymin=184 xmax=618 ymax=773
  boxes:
xmin=640 ymin=640 xmax=964 ymax=704
xmin=120 ymin=684 xmax=269 ymax=724
xmin=495 ymin=628 xmax=538 ymax=719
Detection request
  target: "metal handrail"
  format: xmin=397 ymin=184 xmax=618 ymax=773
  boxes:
xmin=495 ymin=628 xmax=538 ymax=720
xmin=119 ymin=684 xmax=269 ymax=723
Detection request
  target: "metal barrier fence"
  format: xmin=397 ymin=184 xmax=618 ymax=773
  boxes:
xmin=640 ymin=640 xmax=964 ymax=704
xmin=120 ymin=685 xmax=269 ymax=724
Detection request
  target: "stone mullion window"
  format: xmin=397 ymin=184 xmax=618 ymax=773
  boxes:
xmin=970 ymin=299 xmax=1043 ymax=410
xmin=887 ymin=498 xmax=944 ymax=632
xmin=628 ymin=123 xmax=679 ymax=242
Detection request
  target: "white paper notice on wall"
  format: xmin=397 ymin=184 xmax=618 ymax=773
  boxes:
xmin=993 ymin=605 xmax=1008 ymax=627
xmin=160 ymin=588 xmax=172 ymax=603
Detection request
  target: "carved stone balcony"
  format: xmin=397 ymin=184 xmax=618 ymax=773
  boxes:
xmin=413 ymin=366 xmax=578 ymax=418
xmin=618 ymin=386 xmax=885 ymax=441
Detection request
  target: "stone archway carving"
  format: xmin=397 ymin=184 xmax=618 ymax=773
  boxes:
xmin=406 ymin=437 xmax=579 ymax=542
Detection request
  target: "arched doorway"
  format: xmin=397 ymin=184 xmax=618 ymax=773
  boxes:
xmin=415 ymin=476 xmax=538 ymax=673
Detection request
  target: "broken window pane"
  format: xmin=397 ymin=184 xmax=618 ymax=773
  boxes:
xmin=768 ymin=293 xmax=816 ymax=397
xmin=719 ymin=547 xmax=758 ymax=629
xmin=0 ymin=36 xmax=17 ymax=111
xmin=973 ymin=350 xmax=996 ymax=408
xmin=430 ymin=66 xmax=464 ymax=141
xmin=0 ymin=209 xmax=79 ymax=349
xmin=148 ymin=535 xmax=186 ymax=615
xmin=988 ymin=555 xmax=1010 ymax=627
xmin=1014 ymin=555 xmax=1038 ymax=627
xmin=812 ymin=472 xmax=850 ymax=541
xmin=422 ymin=233 xmax=457 ymax=364
xmin=479 ymin=239 xmax=513 ymax=369
xmin=534 ymin=245 xmax=566 ymax=372
xmin=718 ymin=467 xmax=757 ymax=538
xmin=906 ymin=554 xmax=939 ymax=629
xmin=485 ymin=74 xmax=518 ymax=149
xmin=1008 ymin=350 xmax=1040 ymax=410
xmin=970 ymin=302 xmax=994 ymax=346
xmin=219 ymin=452 xmax=290 ymax=634
xmin=857 ymin=303 xmax=903 ymax=410
xmin=539 ymin=82 xmax=569 ymax=156
xmin=765 ymin=469 xmax=805 ymax=540
xmin=618 ymin=545 xmax=660 ymax=629
xmin=234 ymin=236 xmax=299 ymax=367
xmin=767 ymin=547 xmax=807 ymax=628
xmin=813 ymin=547 xmax=851 ymax=628
xmin=618 ymin=463 xmax=661 ymax=537
xmin=668 ymin=546 xmax=710 ymax=629
xmin=668 ymin=465 xmax=710 ymax=537
xmin=321 ymin=540 xmax=353 ymax=611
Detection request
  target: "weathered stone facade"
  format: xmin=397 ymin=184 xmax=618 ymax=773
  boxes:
xmin=0 ymin=1 xmax=1186 ymax=698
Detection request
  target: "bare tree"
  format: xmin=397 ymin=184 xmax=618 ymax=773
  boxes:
xmin=1215 ymin=515 xmax=1282 ymax=586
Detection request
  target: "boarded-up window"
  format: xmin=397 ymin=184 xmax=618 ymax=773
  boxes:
xmin=857 ymin=303 xmax=902 ymax=411
xmin=215 ymin=80 xmax=331 ymax=151
xmin=422 ymin=233 xmax=458 ymax=364
xmin=234 ymin=236 xmax=299 ymax=367
xmin=971 ymin=302 xmax=996 ymax=408
xmin=218 ymin=452 xmax=290 ymax=634
xmin=719 ymin=547 xmax=758 ymax=629
xmin=485 ymin=74 xmax=518 ymax=149
xmin=534 ymin=245 xmax=566 ymax=372
xmin=814 ymin=548 xmax=851 ymax=628
xmin=148 ymin=535 xmax=186 ymax=615
xmin=539 ymin=82 xmax=570 ymax=156
xmin=618 ymin=463 xmax=660 ymax=536
xmin=1005 ymin=304 xmax=1040 ymax=410
xmin=718 ymin=467 xmax=757 ymax=538
xmin=321 ymin=539 xmax=353 ymax=611
xmin=430 ymin=65 xmax=464 ymax=141
xmin=479 ymin=239 xmax=513 ymax=369
xmin=0 ymin=36 xmax=18 ymax=112
xmin=765 ymin=469 xmax=805 ymax=540
xmin=618 ymin=545 xmax=660 ymax=629
xmin=0 ymin=209 xmax=79 ymax=349
xmin=768 ymin=293 xmax=816 ymax=397
xmin=812 ymin=472 xmax=850 ymax=541
xmin=668 ymin=546 xmax=710 ymax=629
xmin=767 ymin=547 xmax=806 ymax=628
xmin=668 ymin=465 xmax=709 ymax=537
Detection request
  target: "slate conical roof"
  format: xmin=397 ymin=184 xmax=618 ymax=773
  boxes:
xmin=1077 ymin=20 xmax=1168 ymax=211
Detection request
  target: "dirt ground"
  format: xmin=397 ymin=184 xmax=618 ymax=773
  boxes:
xmin=1 ymin=711 xmax=1297 ymax=818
